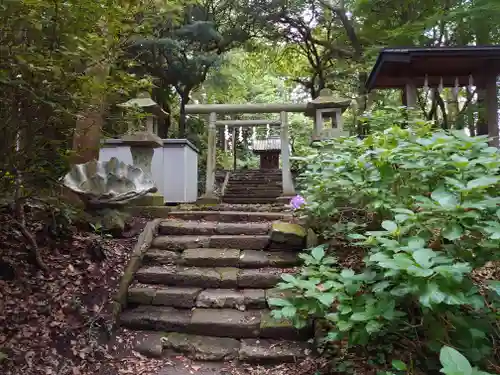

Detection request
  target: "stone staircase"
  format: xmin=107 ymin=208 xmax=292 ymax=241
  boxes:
xmin=119 ymin=209 xmax=311 ymax=363
xmin=222 ymin=169 xmax=283 ymax=204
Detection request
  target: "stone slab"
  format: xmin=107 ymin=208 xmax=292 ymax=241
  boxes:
xmin=239 ymin=250 xmax=269 ymax=268
xmin=215 ymin=267 xmax=239 ymax=288
xmin=143 ymin=249 xmax=180 ymax=265
xmin=268 ymin=251 xmax=301 ymax=267
xmin=182 ymin=248 xmax=241 ymax=267
xmin=196 ymin=289 xmax=244 ymax=309
xmin=190 ymin=308 xmax=261 ymax=338
xmin=215 ymin=222 xmax=270 ymax=235
xmin=259 ymin=311 xmax=312 ymax=341
xmin=195 ymin=289 xmax=266 ymax=310
xmin=239 ymin=339 xmax=309 ymax=363
xmin=120 ymin=306 xmax=191 ymax=331
xmin=153 ymin=287 xmax=202 ymax=308
xmin=270 ymin=222 xmax=306 ymax=247
xmin=136 ymin=266 xmax=222 ymax=288
xmin=209 ymin=235 xmax=269 ymax=250
xmin=237 ymin=268 xmax=282 ymax=288
xmin=159 ymin=220 xmax=217 ymax=236
xmin=161 ymin=332 xmax=239 ymax=361
xmin=134 ymin=332 xmax=164 ymax=358
xmin=152 ymin=236 xmax=211 ymax=250
xmin=242 ymin=289 xmax=266 ymax=309
xmin=128 ymin=287 xmax=156 ymax=304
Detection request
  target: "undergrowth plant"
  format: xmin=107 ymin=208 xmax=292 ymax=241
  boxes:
xmin=270 ymin=115 xmax=500 ymax=373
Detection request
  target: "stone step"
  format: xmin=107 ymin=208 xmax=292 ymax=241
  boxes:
xmin=135 ymin=265 xmax=293 ymax=288
xmin=228 ymin=180 xmax=282 ymax=185
xmin=166 ymin=211 xmax=292 ymax=222
xmin=128 ymin=286 xmax=267 ymax=309
xmin=159 ymin=332 xmax=310 ymax=362
xmin=144 ymin=248 xmax=301 ymax=268
xmin=224 ymin=191 xmax=282 ymax=198
xmin=120 ymin=305 xmax=311 ymax=340
xmin=151 ymin=234 xmax=270 ymax=251
xmin=223 ymin=197 xmax=281 ymax=204
xmin=128 ymin=287 xmax=298 ymax=310
xmin=225 ymin=188 xmax=283 ymax=193
xmin=158 ymin=220 xmax=270 ymax=236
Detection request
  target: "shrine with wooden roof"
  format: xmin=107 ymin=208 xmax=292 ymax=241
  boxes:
xmin=252 ymin=135 xmax=281 ymax=169
xmin=365 ymin=46 xmax=500 ymax=146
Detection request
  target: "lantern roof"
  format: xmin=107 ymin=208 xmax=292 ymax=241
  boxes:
xmin=306 ymin=89 xmax=352 ymax=116
xmin=366 ymin=45 xmax=500 ymax=90
xmin=117 ymin=92 xmax=168 ymax=119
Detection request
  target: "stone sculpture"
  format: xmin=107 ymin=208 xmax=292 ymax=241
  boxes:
xmin=63 ymin=157 xmax=157 ymax=235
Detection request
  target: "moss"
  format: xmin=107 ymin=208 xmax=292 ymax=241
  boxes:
xmin=260 ymin=311 xmax=293 ymax=329
xmin=271 ymin=222 xmax=306 ymax=237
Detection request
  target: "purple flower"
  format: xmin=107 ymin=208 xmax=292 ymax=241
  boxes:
xmin=290 ymin=195 xmax=306 ymax=210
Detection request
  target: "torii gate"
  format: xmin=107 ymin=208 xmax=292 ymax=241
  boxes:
xmin=185 ymin=92 xmax=351 ymax=203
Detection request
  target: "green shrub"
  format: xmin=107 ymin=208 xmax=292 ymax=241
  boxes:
xmin=271 ymin=116 xmax=500 ymax=371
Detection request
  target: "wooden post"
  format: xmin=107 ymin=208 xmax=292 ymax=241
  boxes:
xmin=405 ymin=81 xmax=417 ymax=108
xmin=485 ymin=71 xmax=499 ymax=147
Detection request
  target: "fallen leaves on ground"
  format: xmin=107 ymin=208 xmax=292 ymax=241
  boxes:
xmin=0 ymin=212 xmax=172 ymax=375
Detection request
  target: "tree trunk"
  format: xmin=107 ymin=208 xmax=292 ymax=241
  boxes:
xmin=179 ymin=96 xmax=188 ymax=138
xmin=71 ymin=62 xmax=109 ymax=165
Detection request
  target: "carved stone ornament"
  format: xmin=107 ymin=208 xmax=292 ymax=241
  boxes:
xmin=63 ymin=157 xmax=157 ymax=208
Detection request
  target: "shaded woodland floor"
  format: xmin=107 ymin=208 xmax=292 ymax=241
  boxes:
xmin=0 ymin=210 xmax=323 ymax=375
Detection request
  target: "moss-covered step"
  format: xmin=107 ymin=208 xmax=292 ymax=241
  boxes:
xmin=151 ymin=235 xmax=270 ymax=251
xmin=269 ymin=222 xmax=307 ymax=249
xmin=135 ymin=265 xmax=293 ymax=289
xmin=120 ymin=306 xmax=311 ymax=340
xmin=128 ymin=286 xmax=267 ymax=309
xmin=143 ymin=248 xmax=301 ymax=268
xmin=158 ymin=220 xmax=271 ymax=236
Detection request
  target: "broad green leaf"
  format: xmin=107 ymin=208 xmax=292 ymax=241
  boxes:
xmin=336 ymin=320 xmax=354 ymax=331
xmin=487 ymin=280 xmax=500 ymax=296
xmin=317 ymin=293 xmax=336 ymax=306
xmin=394 ymin=214 xmax=409 ymax=223
xmin=267 ymin=298 xmax=291 ymax=307
xmin=392 ymin=360 xmax=407 ymax=371
xmin=466 ymin=176 xmax=499 ymax=190
xmin=407 ymin=236 xmax=426 ymax=250
xmin=442 ymin=223 xmax=463 ymax=241
xmin=350 ymin=312 xmax=371 ymax=321
xmin=311 ymin=246 xmax=325 ymax=260
xmin=431 ymin=187 xmax=458 ymax=209
xmin=366 ymin=320 xmax=383 ymax=334
xmin=372 ymin=281 xmax=391 ymax=293
xmin=281 ymin=306 xmax=297 ymax=318
xmin=381 ymin=220 xmax=398 ymax=232
xmin=340 ymin=269 xmax=355 ymax=279
xmin=439 ymin=346 xmax=472 ymax=375
xmin=391 ymin=208 xmax=415 ymax=215
xmin=413 ymin=248 xmax=436 ymax=268
xmin=281 ymin=274 xmax=297 ymax=283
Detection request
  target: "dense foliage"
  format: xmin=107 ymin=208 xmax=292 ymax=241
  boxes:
xmin=271 ymin=110 xmax=500 ymax=373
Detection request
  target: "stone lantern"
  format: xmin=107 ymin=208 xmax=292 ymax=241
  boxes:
xmin=306 ymin=88 xmax=351 ymax=142
xmin=118 ymin=92 xmax=167 ymax=206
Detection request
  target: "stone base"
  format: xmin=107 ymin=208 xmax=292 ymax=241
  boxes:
xmin=133 ymin=192 xmax=165 ymax=206
xmin=276 ymin=195 xmax=295 ymax=204
xmin=197 ymin=195 xmax=220 ymax=204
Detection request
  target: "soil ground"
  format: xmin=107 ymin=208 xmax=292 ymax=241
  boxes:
xmin=0 ymin=210 xmax=319 ymax=375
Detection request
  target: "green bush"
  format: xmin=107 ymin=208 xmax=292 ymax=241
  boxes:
xmin=270 ymin=115 xmax=500 ymax=371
